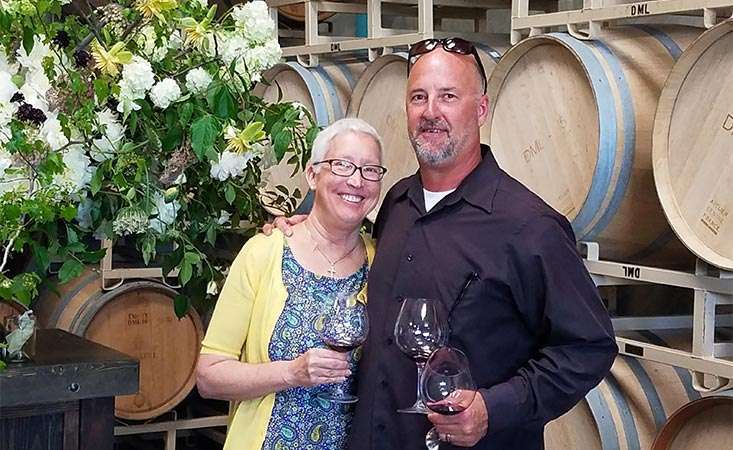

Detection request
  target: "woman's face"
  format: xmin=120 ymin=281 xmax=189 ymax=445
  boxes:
xmin=308 ymin=131 xmax=382 ymax=229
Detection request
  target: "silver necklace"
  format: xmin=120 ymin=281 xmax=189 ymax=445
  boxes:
xmin=305 ymin=221 xmax=361 ymax=277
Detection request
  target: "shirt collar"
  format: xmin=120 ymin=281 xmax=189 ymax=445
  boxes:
xmin=396 ymin=144 xmax=501 ymax=215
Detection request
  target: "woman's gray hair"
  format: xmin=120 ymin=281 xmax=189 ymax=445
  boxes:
xmin=309 ymin=118 xmax=383 ymax=170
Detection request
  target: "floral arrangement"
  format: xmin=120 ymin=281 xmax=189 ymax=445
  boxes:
xmin=0 ymin=0 xmax=315 ymax=314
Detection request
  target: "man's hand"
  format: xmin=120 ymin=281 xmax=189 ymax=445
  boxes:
xmin=428 ymin=392 xmax=488 ymax=447
xmin=261 ymin=214 xmax=308 ymax=236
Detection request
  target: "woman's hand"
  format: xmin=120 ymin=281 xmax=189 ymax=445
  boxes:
xmin=261 ymin=214 xmax=308 ymax=237
xmin=285 ymin=348 xmax=351 ymax=387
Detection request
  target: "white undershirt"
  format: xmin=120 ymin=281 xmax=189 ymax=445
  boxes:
xmin=423 ymin=188 xmax=456 ymax=212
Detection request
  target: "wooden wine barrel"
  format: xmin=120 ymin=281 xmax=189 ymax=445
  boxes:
xmin=487 ymin=26 xmax=701 ymax=266
xmin=347 ymin=40 xmax=508 ymax=221
xmin=652 ymin=20 xmax=733 ymax=271
xmin=652 ymin=395 xmax=733 ymax=450
xmin=545 ymin=332 xmax=701 ymax=450
xmin=34 ymin=270 xmax=203 ymax=420
xmin=277 ymin=4 xmax=335 ymax=23
xmin=254 ymin=60 xmax=366 ymax=215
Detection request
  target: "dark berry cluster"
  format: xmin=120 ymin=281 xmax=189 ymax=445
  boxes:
xmin=74 ymin=50 xmax=92 ymax=69
xmin=52 ymin=31 xmax=70 ymax=48
xmin=10 ymin=92 xmax=24 ymax=103
xmin=16 ymin=103 xmax=47 ymax=125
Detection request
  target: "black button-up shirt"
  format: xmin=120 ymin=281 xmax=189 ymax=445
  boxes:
xmin=349 ymin=145 xmax=617 ymax=450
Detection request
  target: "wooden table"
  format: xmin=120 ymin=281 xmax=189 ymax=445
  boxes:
xmin=0 ymin=328 xmax=139 ymax=450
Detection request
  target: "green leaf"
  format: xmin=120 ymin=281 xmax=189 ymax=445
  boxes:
xmin=184 ymin=251 xmax=201 ymax=266
xmin=190 ymin=115 xmax=219 ymax=160
xmin=93 ymin=79 xmax=110 ymax=104
xmin=306 ymin=125 xmax=319 ymax=146
xmin=0 ymin=359 xmax=6 ymax=371
xmin=178 ymin=103 xmax=194 ymax=127
xmin=173 ymin=294 xmax=190 ymax=319
xmin=125 ymin=187 xmax=136 ymax=201
xmin=142 ymin=234 xmax=156 ymax=265
xmin=61 ymin=205 xmax=77 ymax=221
xmin=205 ymin=224 xmax=216 ymax=246
xmin=22 ymin=26 xmax=34 ymax=56
xmin=66 ymin=225 xmax=79 ymax=244
xmin=146 ymin=126 xmax=162 ymax=152
xmin=161 ymin=125 xmax=183 ymax=151
xmin=34 ymin=246 xmax=50 ymax=272
xmin=179 ymin=260 xmax=193 ymax=286
xmin=58 ymin=259 xmax=84 ymax=284
xmin=224 ymin=183 xmax=235 ymax=204
xmin=208 ymin=84 xmax=236 ymax=119
xmin=273 ymin=130 xmax=292 ymax=161
xmin=90 ymin=169 xmax=103 ymax=195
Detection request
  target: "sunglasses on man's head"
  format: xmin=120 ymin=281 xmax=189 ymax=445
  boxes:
xmin=407 ymin=38 xmax=487 ymax=94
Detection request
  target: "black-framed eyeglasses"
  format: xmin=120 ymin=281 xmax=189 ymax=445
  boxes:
xmin=313 ymin=159 xmax=387 ymax=182
xmin=407 ymin=37 xmax=487 ymax=94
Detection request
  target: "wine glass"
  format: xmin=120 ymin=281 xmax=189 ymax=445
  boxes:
xmin=421 ymin=347 xmax=477 ymax=450
xmin=394 ymin=297 xmax=448 ymax=414
xmin=317 ymin=292 xmax=369 ymax=404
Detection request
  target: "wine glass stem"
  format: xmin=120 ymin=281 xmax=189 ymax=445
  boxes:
xmin=416 ymin=361 xmax=425 ymax=405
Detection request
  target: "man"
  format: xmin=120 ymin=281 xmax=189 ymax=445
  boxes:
xmin=273 ymin=38 xmax=617 ymax=449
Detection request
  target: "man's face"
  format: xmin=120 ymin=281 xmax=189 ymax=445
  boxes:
xmin=406 ymin=49 xmax=488 ymax=167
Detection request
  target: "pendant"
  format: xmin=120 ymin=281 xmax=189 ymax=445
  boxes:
xmin=327 ymin=265 xmax=337 ymax=277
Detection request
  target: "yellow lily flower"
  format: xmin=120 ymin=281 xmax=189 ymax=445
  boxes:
xmin=135 ymin=0 xmax=178 ymax=21
xmin=180 ymin=17 xmax=210 ymax=50
xmin=225 ymin=122 xmax=266 ymax=154
xmin=91 ymin=41 xmax=133 ymax=77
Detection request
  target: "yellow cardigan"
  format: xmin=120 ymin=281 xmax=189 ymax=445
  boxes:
xmin=200 ymin=229 xmax=375 ymax=450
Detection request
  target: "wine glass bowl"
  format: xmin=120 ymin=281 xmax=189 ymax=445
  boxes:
xmin=317 ymin=292 xmax=369 ymax=404
xmin=421 ymin=347 xmax=477 ymax=450
xmin=393 ymin=297 xmax=448 ymax=414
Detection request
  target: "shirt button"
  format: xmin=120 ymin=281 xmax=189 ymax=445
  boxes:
xmin=385 ymin=337 xmax=393 ymax=346
xmin=406 ymin=254 xmax=414 ymax=262
xmin=376 ymin=423 xmax=386 ymax=432
xmin=380 ymin=379 xmax=389 ymax=388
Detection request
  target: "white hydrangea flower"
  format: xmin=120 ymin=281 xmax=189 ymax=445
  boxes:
xmin=20 ymin=69 xmax=51 ymax=113
xmin=39 ymin=112 xmax=68 ymax=151
xmin=243 ymin=39 xmax=282 ymax=81
xmin=137 ymin=26 xmax=168 ymax=62
xmin=0 ymin=71 xmax=18 ymax=103
xmin=54 ymin=145 xmax=94 ymax=194
xmin=121 ymin=56 xmax=155 ymax=93
xmin=231 ymin=1 xmax=275 ymax=45
xmin=0 ymin=102 xmax=17 ymax=146
xmin=117 ymin=56 xmax=155 ymax=114
xmin=149 ymin=191 xmax=181 ymax=233
xmin=91 ymin=109 xmax=125 ymax=161
xmin=220 ymin=33 xmax=248 ymax=66
xmin=16 ymin=35 xmax=51 ymax=72
xmin=209 ymin=150 xmax=254 ymax=181
xmin=185 ymin=68 xmax=212 ymax=95
xmin=149 ymin=78 xmax=181 ymax=109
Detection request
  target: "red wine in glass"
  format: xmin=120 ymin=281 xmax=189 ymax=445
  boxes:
xmin=317 ymin=292 xmax=369 ymax=404
xmin=421 ymin=347 xmax=477 ymax=450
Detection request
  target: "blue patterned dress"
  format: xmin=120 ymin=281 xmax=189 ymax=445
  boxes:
xmin=261 ymin=245 xmax=367 ymax=450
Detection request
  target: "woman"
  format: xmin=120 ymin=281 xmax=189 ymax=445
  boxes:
xmin=197 ymin=118 xmax=386 ymax=450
